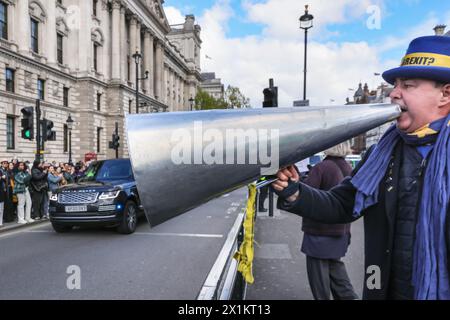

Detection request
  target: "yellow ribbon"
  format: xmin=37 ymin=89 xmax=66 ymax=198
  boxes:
xmin=401 ymin=52 xmax=450 ymax=68
xmin=233 ymin=183 xmax=257 ymax=284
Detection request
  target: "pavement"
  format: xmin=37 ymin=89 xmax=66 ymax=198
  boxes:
xmin=246 ymin=196 xmax=365 ymax=300
xmin=0 ymin=218 xmax=50 ymax=234
xmin=0 ymin=188 xmax=247 ymax=300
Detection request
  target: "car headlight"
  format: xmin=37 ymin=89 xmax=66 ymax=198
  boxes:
xmin=50 ymin=194 xmax=58 ymax=201
xmin=99 ymin=190 xmax=121 ymax=200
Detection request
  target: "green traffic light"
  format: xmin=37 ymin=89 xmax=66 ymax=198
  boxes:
xmin=25 ymin=130 xmax=31 ymax=139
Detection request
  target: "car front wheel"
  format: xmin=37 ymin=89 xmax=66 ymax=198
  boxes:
xmin=117 ymin=201 xmax=137 ymax=234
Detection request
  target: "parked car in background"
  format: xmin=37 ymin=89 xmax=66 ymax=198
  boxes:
xmin=49 ymin=159 xmax=144 ymax=234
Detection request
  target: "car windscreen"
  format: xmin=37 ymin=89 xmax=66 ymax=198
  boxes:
xmin=79 ymin=160 xmax=132 ymax=182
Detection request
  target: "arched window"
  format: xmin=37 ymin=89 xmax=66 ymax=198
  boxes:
xmin=29 ymin=0 xmax=47 ymax=55
xmin=91 ymin=28 xmax=104 ymax=73
xmin=56 ymin=18 xmax=69 ymax=65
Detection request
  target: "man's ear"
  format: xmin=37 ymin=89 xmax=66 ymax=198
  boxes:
xmin=439 ymin=84 xmax=450 ymax=108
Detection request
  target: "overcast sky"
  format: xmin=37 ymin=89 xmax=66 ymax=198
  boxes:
xmin=163 ymin=0 xmax=450 ymax=107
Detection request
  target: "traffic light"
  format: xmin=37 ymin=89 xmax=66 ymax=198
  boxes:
xmin=42 ymin=119 xmax=56 ymax=141
xmin=109 ymin=133 xmax=120 ymax=150
xmin=21 ymin=107 xmax=34 ymax=140
xmin=262 ymin=79 xmax=278 ymax=108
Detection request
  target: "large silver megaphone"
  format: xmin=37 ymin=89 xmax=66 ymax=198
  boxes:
xmin=126 ymin=103 xmax=401 ymax=226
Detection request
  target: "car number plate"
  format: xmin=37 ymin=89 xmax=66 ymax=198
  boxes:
xmin=65 ymin=206 xmax=87 ymax=213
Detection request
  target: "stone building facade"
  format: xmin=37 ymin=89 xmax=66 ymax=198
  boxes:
xmin=0 ymin=0 xmax=202 ymax=163
xmin=200 ymin=72 xmax=224 ymax=100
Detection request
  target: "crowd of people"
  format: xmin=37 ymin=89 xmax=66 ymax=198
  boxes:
xmin=0 ymin=159 xmax=89 ymax=227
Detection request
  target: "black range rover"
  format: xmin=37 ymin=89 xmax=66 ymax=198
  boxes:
xmin=49 ymin=159 xmax=144 ymax=234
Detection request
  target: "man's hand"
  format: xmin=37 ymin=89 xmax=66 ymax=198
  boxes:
xmin=272 ymin=165 xmax=300 ymax=202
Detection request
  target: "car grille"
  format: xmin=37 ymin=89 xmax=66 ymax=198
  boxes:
xmin=58 ymin=192 xmax=99 ymax=204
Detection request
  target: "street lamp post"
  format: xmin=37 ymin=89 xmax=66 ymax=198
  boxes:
xmin=66 ymin=114 xmax=74 ymax=165
xmin=132 ymin=51 xmax=149 ymax=114
xmin=189 ymin=96 xmax=195 ymax=111
xmin=299 ymin=5 xmax=314 ymax=102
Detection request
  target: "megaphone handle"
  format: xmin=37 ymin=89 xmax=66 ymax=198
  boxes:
xmin=256 ymin=175 xmax=278 ymax=189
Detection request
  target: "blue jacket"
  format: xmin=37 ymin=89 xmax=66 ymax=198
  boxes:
xmin=13 ymin=171 xmax=31 ymax=194
xmin=47 ymin=174 xmax=62 ymax=193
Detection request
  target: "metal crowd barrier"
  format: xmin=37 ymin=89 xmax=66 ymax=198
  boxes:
xmin=197 ymin=210 xmax=247 ymax=300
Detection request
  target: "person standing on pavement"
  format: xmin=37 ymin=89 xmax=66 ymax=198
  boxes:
xmin=48 ymin=166 xmax=62 ymax=193
xmin=0 ymin=163 xmax=7 ymax=227
xmin=301 ymin=141 xmax=358 ymax=300
xmin=14 ymin=162 xmax=33 ymax=224
xmin=1 ymin=160 xmax=15 ymax=223
xmin=46 ymin=166 xmax=62 ymax=219
xmin=6 ymin=162 xmax=18 ymax=222
xmin=30 ymin=161 xmax=48 ymax=220
xmin=63 ymin=163 xmax=74 ymax=184
xmin=272 ymin=36 xmax=450 ymax=300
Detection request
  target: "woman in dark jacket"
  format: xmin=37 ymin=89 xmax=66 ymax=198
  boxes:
xmin=301 ymin=141 xmax=358 ymax=300
xmin=30 ymin=160 xmax=48 ymax=220
xmin=0 ymin=164 xmax=6 ymax=227
xmin=1 ymin=160 xmax=15 ymax=223
xmin=4 ymin=162 xmax=18 ymax=222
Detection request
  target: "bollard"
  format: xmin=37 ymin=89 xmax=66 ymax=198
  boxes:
xmin=268 ymin=189 xmax=274 ymax=217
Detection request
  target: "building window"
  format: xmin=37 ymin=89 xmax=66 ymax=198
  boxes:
xmin=93 ymin=43 xmax=98 ymax=71
xmin=5 ymin=68 xmax=14 ymax=93
xmin=63 ymin=87 xmax=69 ymax=107
xmin=63 ymin=124 xmax=68 ymax=152
xmin=97 ymin=127 xmax=102 ymax=153
xmin=6 ymin=115 xmax=15 ymax=150
xmin=93 ymin=0 xmax=98 ymax=16
xmin=37 ymin=79 xmax=45 ymax=100
xmin=0 ymin=2 xmax=7 ymax=40
xmin=57 ymin=33 xmax=63 ymax=64
xmin=127 ymin=56 xmax=130 ymax=81
xmin=97 ymin=92 xmax=102 ymax=111
xmin=129 ymin=99 xmax=132 ymax=114
xmin=30 ymin=18 xmax=39 ymax=53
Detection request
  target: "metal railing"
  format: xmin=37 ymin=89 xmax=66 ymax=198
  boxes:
xmin=197 ymin=210 xmax=247 ymax=300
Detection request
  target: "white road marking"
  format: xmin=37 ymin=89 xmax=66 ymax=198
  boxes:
xmin=134 ymin=232 xmax=223 ymax=238
xmin=24 ymin=229 xmax=224 ymax=238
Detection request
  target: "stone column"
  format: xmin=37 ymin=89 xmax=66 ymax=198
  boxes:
xmin=16 ymin=0 xmax=30 ymax=55
xmin=143 ymin=31 xmax=154 ymax=97
xmin=155 ymin=40 xmax=164 ymax=100
xmin=120 ymin=6 xmax=127 ymax=83
xmin=129 ymin=16 xmax=137 ymax=87
xmin=174 ymin=74 xmax=179 ymax=111
xmin=45 ymin=0 xmax=57 ymax=65
xmin=169 ymin=71 xmax=175 ymax=111
xmin=111 ymin=0 xmax=121 ymax=80
xmin=162 ymin=66 xmax=167 ymax=104
xmin=7 ymin=2 xmax=16 ymax=51
xmin=180 ymin=80 xmax=185 ymax=111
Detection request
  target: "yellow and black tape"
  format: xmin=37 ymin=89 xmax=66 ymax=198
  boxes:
xmin=233 ymin=184 xmax=257 ymax=284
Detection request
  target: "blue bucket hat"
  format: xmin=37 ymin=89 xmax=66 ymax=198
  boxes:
xmin=382 ymin=35 xmax=450 ymax=85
